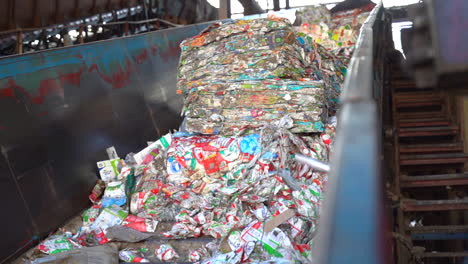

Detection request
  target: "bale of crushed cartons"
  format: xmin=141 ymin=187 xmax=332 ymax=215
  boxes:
xmin=177 ymin=18 xmax=334 ymax=135
xmin=295 ymin=3 xmax=375 ymax=65
xmin=177 ymin=18 xmax=308 ymax=92
xmin=182 ymin=79 xmax=328 ymax=134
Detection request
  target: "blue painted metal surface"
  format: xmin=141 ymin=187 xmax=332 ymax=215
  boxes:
xmin=314 ymin=4 xmax=390 ymax=264
xmin=412 ymin=233 xmax=468 ymax=240
xmin=0 ymin=22 xmax=214 ymax=262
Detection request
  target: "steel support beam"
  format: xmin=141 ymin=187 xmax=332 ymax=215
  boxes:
xmin=273 ymin=0 xmax=280 ymax=11
xmin=219 ymin=0 xmax=231 ymax=19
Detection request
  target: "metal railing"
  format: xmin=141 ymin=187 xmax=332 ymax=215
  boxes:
xmin=314 ymin=3 xmax=391 ymax=264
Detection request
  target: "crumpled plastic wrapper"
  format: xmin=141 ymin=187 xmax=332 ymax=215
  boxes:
xmin=89 ymin=180 xmax=106 ymax=204
xmin=123 ymin=215 xmax=158 ymax=233
xmin=38 ymin=235 xmax=80 ymax=255
xmin=119 ymin=248 xmax=150 ymax=263
xmin=82 ymin=204 xmax=101 ymax=227
xmin=101 ymin=181 xmax=126 ymax=207
xmin=89 ymin=205 xmax=129 ymax=245
xmin=188 ymin=246 xmax=210 ymax=262
xmin=155 ymin=244 xmax=179 ymax=262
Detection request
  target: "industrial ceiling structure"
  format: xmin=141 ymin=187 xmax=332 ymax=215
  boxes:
xmin=1 ymin=0 xmax=140 ymax=32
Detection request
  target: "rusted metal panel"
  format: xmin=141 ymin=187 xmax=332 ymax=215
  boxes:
xmin=400 ymin=159 xmax=467 ymax=165
xmin=395 ymin=99 xmax=442 ymax=108
xmin=397 ymin=111 xmax=445 ymax=119
xmin=410 ymin=225 xmax=468 ymax=243
xmin=393 ymin=91 xmax=442 ymax=101
xmin=401 ymin=199 xmax=468 ymax=212
xmin=400 ymin=155 xmax=468 ymax=166
xmin=391 ymin=80 xmax=418 ymax=89
xmin=398 ymin=126 xmax=459 ymax=137
xmin=412 ymin=232 xmax=468 ymax=240
xmin=420 ymin=252 xmax=468 ymax=258
xmin=401 ymin=173 xmax=468 ymax=188
xmin=0 ymin=21 xmax=214 ymax=263
xmin=399 ymin=142 xmax=464 ymax=153
xmin=409 ymin=225 xmax=468 ymax=233
xmin=399 ymin=118 xmax=450 ymax=128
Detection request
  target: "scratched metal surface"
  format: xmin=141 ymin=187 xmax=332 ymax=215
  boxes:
xmin=0 ymin=22 xmax=213 ymax=262
xmin=314 ymin=4 xmax=389 ymax=264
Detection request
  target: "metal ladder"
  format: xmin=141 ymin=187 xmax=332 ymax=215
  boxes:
xmin=391 ymin=67 xmax=468 ymax=263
